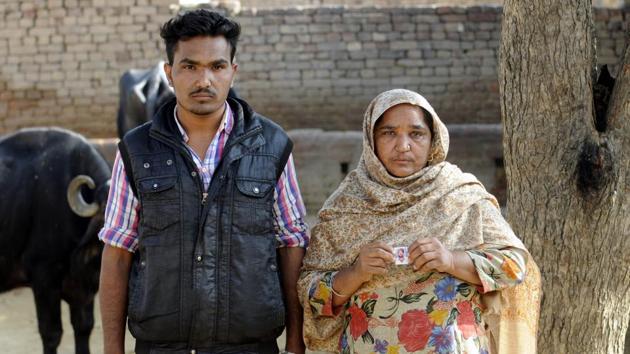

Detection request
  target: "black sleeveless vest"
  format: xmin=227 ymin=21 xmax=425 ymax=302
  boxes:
xmin=119 ymin=97 xmax=292 ymax=349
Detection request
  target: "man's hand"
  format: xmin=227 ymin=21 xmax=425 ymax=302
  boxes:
xmin=100 ymin=244 xmax=133 ymax=354
xmin=278 ymin=247 xmax=306 ymax=354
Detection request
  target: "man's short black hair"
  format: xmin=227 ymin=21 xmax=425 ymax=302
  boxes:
xmin=160 ymin=9 xmax=241 ymax=65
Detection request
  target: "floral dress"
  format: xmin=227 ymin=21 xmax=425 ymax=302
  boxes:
xmin=308 ymin=247 xmax=527 ymax=354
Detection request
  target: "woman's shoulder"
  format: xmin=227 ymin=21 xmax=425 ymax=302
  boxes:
xmin=438 ymin=162 xmax=484 ymax=186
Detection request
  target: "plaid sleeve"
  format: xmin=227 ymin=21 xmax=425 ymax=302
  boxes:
xmin=98 ymin=150 xmax=140 ymax=252
xmin=273 ymin=154 xmax=310 ymax=248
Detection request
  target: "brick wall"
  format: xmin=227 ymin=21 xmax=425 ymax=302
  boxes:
xmin=0 ymin=0 xmax=173 ymax=137
xmin=235 ymin=6 xmax=628 ymax=130
xmin=240 ymin=0 xmax=501 ymax=9
xmin=1 ymin=2 xmax=627 ymax=137
xmin=240 ymin=0 xmax=625 ymax=9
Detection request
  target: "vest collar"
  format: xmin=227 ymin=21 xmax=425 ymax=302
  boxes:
xmin=149 ymin=97 xmax=264 ymax=154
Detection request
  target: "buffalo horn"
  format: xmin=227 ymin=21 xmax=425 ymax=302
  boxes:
xmin=67 ymin=175 xmax=99 ymax=217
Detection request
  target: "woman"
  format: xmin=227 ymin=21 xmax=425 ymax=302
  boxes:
xmin=298 ymin=89 xmax=540 ymax=354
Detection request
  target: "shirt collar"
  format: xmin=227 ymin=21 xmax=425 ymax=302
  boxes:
xmin=173 ymin=102 xmax=234 ymax=143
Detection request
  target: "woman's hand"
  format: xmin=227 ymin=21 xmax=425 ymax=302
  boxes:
xmin=350 ymin=241 xmax=395 ymax=283
xmin=408 ymin=237 xmax=454 ymax=273
xmin=330 ymin=242 xmax=394 ymax=307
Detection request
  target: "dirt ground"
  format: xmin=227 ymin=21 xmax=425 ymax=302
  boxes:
xmin=1 ymin=215 xmax=322 ymax=353
xmin=0 ymin=287 xmax=326 ymax=354
xmin=0 ymin=288 xmax=135 ymax=354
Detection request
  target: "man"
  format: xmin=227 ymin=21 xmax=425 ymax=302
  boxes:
xmin=99 ymin=9 xmax=308 ymax=354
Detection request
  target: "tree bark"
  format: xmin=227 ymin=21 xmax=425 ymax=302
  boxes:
xmin=500 ymin=1 xmax=630 ymax=353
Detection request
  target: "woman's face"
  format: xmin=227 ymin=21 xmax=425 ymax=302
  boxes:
xmin=373 ymin=103 xmax=433 ymax=178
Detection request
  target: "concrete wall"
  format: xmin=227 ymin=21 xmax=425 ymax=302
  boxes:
xmin=1 ymin=2 xmax=628 ymax=137
xmin=91 ymin=124 xmax=504 ymax=214
xmin=289 ymin=125 xmax=503 ymax=213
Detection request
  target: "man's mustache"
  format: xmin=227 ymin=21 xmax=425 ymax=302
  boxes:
xmin=190 ymin=88 xmax=217 ymax=96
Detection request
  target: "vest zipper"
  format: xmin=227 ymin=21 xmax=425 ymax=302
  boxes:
xmin=212 ymin=189 xmax=223 ymax=341
xmin=149 ymin=130 xmax=207 ymax=347
xmin=150 ymin=125 xmax=264 ymax=345
xmin=208 ymin=126 xmax=262 ymax=342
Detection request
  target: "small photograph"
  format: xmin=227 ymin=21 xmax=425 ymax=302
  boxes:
xmin=393 ymin=246 xmax=409 ymax=265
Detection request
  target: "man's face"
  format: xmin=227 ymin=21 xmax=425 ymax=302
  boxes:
xmin=373 ymin=104 xmax=433 ymax=178
xmin=164 ymin=35 xmax=238 ymax=117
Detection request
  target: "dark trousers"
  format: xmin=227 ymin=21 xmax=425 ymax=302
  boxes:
xmin=134 ymin=339 xmax=279 ymax=354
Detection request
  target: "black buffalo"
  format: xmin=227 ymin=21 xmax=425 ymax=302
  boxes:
xmin=117 ymin=61 xmax=174 ymax=139
xmin=0 ymin=128 xmax=111 ymax=354
xmin=117 ymin=61 xmax=239 ymax=139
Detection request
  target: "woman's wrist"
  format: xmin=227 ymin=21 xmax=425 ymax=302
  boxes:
xmin=348 ymin=261 xmax=371 ymax=284
xmin=331 ymin=271 xmax=351 ymax=298
xmin=446 ymin=250 xmax=458 ymax=275
xmin=331 ymin=264 xmax=368 ymax=300
xmin=450 ymin=251 xmax=481 ymax=285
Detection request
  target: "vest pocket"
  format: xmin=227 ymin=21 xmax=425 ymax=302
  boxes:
xmin=233 ymin=178 xmax=274 ymax=235
xmin=129 ymin=175 xmax=182 ymax=340
xmin=137 ymin=175 xmax=179 ymax=202
xmin=227 ymin=234 xmax=285 ymax=342
xmin=127 ymin=243 xmax=181 ymax=341
xmin=139 ymin=202 xmax=180 ymax=241
xmin=235 ymin=178 xmax=274 ymax=198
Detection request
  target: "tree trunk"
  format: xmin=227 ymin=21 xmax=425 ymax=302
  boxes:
xmin=499 ymin=1 xmax=630 ymax=353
